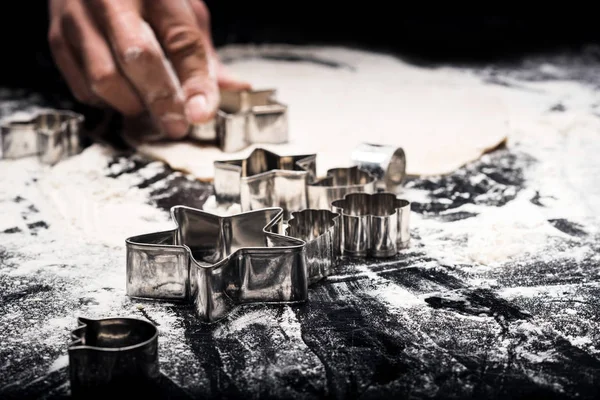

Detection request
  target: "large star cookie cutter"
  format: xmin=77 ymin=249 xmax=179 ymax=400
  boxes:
xmin=68 ymin=316 xmax=159 ymax=397
xmin=331 ymin=192 xmax=411 ymax=258
xmin=0 ymin=109 xmax=84 ymax=165
xmin=126 ymin=205 xmax=340 ymax=322
xmin=213 ymin=148 xmax=317 ymax=219
xmin=190 ymin=89 xmax=288 ymax=153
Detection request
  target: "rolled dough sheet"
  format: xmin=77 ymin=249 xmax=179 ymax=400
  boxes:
xmin=129 ymin=45 xmax=508 ymax=179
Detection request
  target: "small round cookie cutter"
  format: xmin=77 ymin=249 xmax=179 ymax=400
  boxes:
xmin=350 ymin=143 xmax=406 ymax=193
xmin=68 ymin=316 xmax=159 ymax=397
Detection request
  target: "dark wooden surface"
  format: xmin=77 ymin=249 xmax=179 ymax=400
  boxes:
xmin=1 ymin=49 xmax=600 ymax=399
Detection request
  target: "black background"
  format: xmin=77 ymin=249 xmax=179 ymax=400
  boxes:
xmin=1 ymin=4 xmax=600 ymax=93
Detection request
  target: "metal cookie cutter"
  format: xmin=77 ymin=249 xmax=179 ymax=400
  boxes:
xmin=126 ymin=206 xmax=309 ymax=323
xmin=351 ymin=143 xmax=406 ymax=192
xmin=307 ymin=166 xmax=377 ymax=209
xmin=286 ymin=209 xmax=340 ymax=285
xmin=190 ymin=89 xmax=288 ymax=153
xmin=0 ymin=109 xmax=84 ymax=165
xmin=214 ymin=148 xmax=316 ymax=219
xmin=68 ymin=316 xmax=159 ymax=397
xmin=331 ymin=192 xmax=411 ymax=258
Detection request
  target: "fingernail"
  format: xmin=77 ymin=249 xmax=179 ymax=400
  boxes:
xmin=185 ymin=94 xmax=208 ymax=123
xmin=161 ymin=113 xmax=189 ymax=139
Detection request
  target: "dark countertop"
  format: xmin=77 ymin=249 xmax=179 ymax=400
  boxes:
xmin=1 ymin=47 xmax=600 ymax=399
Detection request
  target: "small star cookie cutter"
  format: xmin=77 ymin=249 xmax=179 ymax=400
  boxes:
xmin=213 ymin=148 xmax=317 ymax=219
xmin=213 ymin=148 xmax=379 ymax=219
xmin=68 ymin=316 xmax=159 ymax=397
xmin=127 ymin=205 xmax=343 ymax=323
xmin=190 ymin=89 xmax=288 ymax=153
xmin=286 ymin=209 xmax=340 ymax=285
xmin=331 ymin=192 xmax=411 ymax=258
xmin=0 ymin=109 xmax=84 ymax=165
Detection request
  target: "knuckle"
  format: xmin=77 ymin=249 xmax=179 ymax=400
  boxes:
xmin=115 ymin=41 xmax=159 ymax=65
xmin=60 ymin=6 xmax=78 ymax=34
xmin=47 ymin=28 xmax=64 ymax=51
xmin=88 ymin=65 xmax=119 ymax=92
xmin=68 ymin=84 xmax=96 ymax=104
xmin=163 ymin=26 xmax=206 ymax=60
xmin=146 ymin=87 xmax=179 ymax=105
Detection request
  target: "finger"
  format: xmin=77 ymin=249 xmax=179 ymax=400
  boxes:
xmin=48 ymin=16 xmax=97 ymax=104
xmin=61 ymin=0 xmax=144 ymax=116
xmin=188 ymin=1 xmax=252 ymax=91
xmin=88 ymin=0 xmax=189 ymax=139
xmin=147 ymin=0 xmax=220 ymax=124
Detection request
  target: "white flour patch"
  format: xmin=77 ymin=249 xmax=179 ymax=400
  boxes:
xmin=498 ymin=284 xmax=586 ymax=301
xmin=202 ymin=195 xmax=242 ymax=216
xmin=36 ymin=144 xmax=172 ymax=248
xmin=0 ymin=144 xmax=197 ymax=386
xmin=212 ymin=306 xmax=325 ymax=396
xmin=213 ymin=308 xmax=277 ymax=337
xmin=351 ymin=263 xmax=425 ymax=310
xmin=47 ymin=354 xmax=69 ymax=373
xmin=414 ymin=191 xmax=572 ymax=267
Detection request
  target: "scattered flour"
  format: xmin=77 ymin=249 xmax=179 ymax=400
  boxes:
xmin=344 ymin=262 xmax=425 ymax=309
xmin=0 ymin=142 xmax=198 ymax=387
xmin=36 ymin=144 xmax=173 ymax=248
xmin=201 ymin=195 xmax=242 ymax=216
xmin=413 ymin=191 xmax=573 ymax=266
xmin=2 ymin=46 xmax=600 ymax=395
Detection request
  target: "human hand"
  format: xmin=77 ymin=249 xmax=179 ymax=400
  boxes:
xmin=48 ymin=0 xmax=251 ymax=139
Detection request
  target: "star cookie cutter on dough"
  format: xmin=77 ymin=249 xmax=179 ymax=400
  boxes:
xmin=126 ymin=206 xmax=312 ymax=323
xmin=0 ymin=109 xmax=84 ymax=165
xmin=190 ymin=89 xmax=288 ymax=153
xmin=68 ymin=316 xmax=159 ymax=397
xmin=307 ymin=166 xmax=378 ymax=209
xmin=213 ymin=148 xmax=317 ymax=219
xmin=331 ymin=192 xmax=411 ymax=258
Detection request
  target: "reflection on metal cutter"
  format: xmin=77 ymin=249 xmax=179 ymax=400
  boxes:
xmin=190 ymin=89 xmax=288 ymax=153
xmin=351 ymin=142 xmax=406 ymax=193
xmin=213 ymin=148 xmax=381 ymax=219
xmin=126 ymin=206 xmax=309 ymax=323
xmin=0 ymin=109 xmax=84 ymax=165
xmin=68 ymin=316 xmax=159 ymax=397
xmin=307 ymin=166 xmax=377 ymax=209
xmin=213 ymin=148 xmax=317 ymax=219
xmin=286 ymin=209 xmax=340 ymax=285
